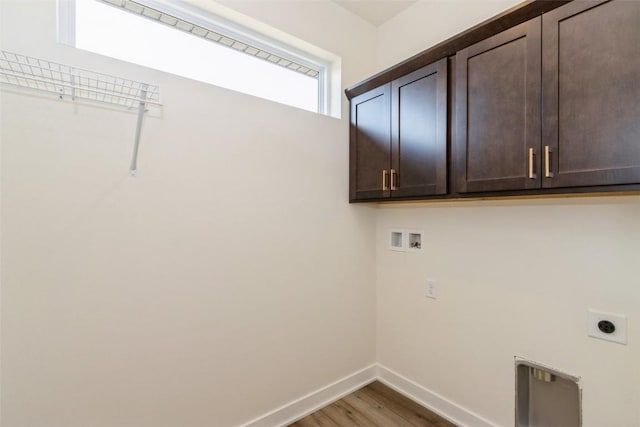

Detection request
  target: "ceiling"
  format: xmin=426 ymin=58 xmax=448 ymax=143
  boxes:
xmin=332 ymin=0 xmax=417 ymax=26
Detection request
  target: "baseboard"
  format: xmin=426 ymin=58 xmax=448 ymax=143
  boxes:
xmin=241 ymin=364 xmax=377 ymax=427
xmin=377 ymin=364 xmax=496 ymax=427
xmin=242 ymin=363 xmax=495 ymax=427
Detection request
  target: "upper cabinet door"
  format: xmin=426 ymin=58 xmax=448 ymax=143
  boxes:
xmin=542 ymin=0 xmax=640 ymax=188
xmin=455 ymin=18 xmax=542 ymax=193
xmin=391 ymin=58 xmax=448 ymax=198
xmin=350 ymin=84 xmax=391 ymax=201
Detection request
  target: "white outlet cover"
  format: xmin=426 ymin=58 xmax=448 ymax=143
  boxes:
xmin=425 ymin=279 xmax=437 ymax=299
xmin=587 ymin=309 xmax=627 ymax=345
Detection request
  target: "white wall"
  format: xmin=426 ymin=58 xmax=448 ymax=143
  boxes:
xmin=0 ymin=1 xmax=378 ymax=426
xmin=377 ymin=0 xmax=521 ymax=69
xmin=377 ymin=198 xmax=640 ymax=426
xmin=376 ymin=1 xmax=640 ymax=426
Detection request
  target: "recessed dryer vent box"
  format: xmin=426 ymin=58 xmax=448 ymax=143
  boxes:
xmin=515 ymin=358 xmax=581 ymax=427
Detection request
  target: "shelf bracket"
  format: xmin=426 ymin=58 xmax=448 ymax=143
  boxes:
xmin=129 ymin=84 xmax=148 ymax=177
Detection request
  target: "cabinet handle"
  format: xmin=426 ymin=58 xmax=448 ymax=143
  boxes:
xmin=390 ymin=169 xmax=397 ymax=190
xmin=382 ymin=170 xmax=388 ymax=190
xmin=544 ymin=146 xmax=554 ymax=178
xmin=528 ymin=148 xmax=537 ymax=179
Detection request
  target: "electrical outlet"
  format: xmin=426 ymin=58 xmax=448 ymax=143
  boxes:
xmin=587 ymin=309 xmax=627 ymax=345
xmin=425 ymin=279 xmax=437 ymax=299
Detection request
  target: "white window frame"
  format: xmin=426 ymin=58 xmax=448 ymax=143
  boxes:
xmin=57 ymin=0 xmax=335 ymax=116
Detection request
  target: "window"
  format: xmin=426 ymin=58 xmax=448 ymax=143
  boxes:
xmin=58 ymin=0 xmax=338 ymax=115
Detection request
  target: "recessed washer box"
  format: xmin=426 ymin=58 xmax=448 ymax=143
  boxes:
xmin=407 ymin=230 xmax=423 ymax=252
xmin=388 ymin=229 xmax=423 ymax=252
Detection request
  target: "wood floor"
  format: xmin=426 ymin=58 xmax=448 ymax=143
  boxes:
xmin=288 ymin=381 xmax=457 ymax=427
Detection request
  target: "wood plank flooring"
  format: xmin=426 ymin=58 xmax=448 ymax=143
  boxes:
xmin=288 ymin=381 xmax=457 ymax=427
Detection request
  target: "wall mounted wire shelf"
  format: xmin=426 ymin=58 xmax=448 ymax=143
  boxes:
xmin=0 ymin=49 xmax=162 ymax=176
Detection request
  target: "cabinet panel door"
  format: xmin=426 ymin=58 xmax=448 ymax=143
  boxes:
xmin=455 ymin=18 xmax=541 ymax=193
xmin=391 ymin=58 xmax=448 ymax=198
xmin=542 ymin=0 xmax=640 ymax=188
xmin=350 ymin=84 xmax=391 ymax=201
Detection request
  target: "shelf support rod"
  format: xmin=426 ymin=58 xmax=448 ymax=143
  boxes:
xmin=129 ymin=84 xmax=148 ymax=177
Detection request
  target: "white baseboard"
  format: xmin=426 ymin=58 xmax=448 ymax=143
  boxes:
xmin=377 ymin=364 xmax=496 ymax=427
xmin=241 ymin=364 xmax=377 ymax=427
xmin=242 ymin=363 xmax=495 ymax=427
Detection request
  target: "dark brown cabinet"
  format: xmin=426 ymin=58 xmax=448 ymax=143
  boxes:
xmin=455 ymin=0 xmax=640 ymax=194
xmin=392 ymin=59 xmax=448 ymax=198
xmin=347 ymin=0 xmax=640 ymax=202
xmin=542 ymin=0 xmax=640 ymax=188
xmin=350 ymin=84 xmax=391 ymax=201
xmin=455 ymin=18 xmax=541 ymax=193
xmin=350 ymin=59 xmax=447 ymax=201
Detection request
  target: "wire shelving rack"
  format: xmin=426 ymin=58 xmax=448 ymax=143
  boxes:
xmin=0 ymin=49 xmax=162 ymax=176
